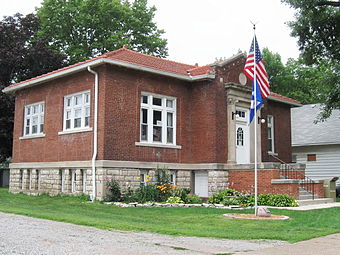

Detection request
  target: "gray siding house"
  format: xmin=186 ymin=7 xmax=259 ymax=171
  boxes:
xmin=291 ymin=104 xmax=340 ymax=186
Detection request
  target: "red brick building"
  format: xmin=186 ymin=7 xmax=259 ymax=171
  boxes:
xmin=3 ymin=47 xmax=308 ymax=200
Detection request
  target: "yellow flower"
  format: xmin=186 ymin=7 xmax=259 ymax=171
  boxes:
xmin=137 ymin=177 xmax=141 ymax=180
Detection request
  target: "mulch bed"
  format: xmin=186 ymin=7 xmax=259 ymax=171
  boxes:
xmin=223 ymin=213 xmax=290 ymax=220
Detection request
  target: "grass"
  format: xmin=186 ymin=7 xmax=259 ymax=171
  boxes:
xmin=1 ymin=188 xmax=340 ymax=243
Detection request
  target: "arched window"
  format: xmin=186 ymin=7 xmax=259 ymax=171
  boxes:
xmin=237 ymin=127 xmax=244 ymax=146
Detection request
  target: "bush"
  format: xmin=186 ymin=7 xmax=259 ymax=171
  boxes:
xmin=104 ymin=179 xmax=121 ymax=202
xmin=166 ymin=196 xmax=184 ymax=203
xmin=208 ymin=189 xmax=239 ymax=204
xmin=130 ymin=184 xmax=163 ymax=203
xmin=208 ymin=189 xmax=298 ymax=207
xmin=184 ymin=194 xmax=202 ymax=204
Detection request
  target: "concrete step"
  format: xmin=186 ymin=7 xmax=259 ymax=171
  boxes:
xmin=297 ymin=198 xmax=334 ymax=206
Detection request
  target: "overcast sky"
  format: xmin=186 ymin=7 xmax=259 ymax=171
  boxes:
xmin=1 ymin=0 xmax=300 ymax=66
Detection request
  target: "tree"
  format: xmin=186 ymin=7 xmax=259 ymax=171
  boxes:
xmin=0 ymin=13 xmax=66 ymax=163
xmin=37 ymin=0 xmax=168 ymax=64
xmin=281 ymin=0 xmax=340 ymax=119
xmin=263 ymin=48 xmax=334 ymax=107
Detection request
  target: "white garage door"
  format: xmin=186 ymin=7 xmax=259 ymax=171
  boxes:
xmin=194 ymin=171 xmax=208 ymax=197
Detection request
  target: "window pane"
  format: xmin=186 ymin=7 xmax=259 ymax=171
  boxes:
xmin=153 ymin=126 xmax=162 ymax=142
xmin=85 ymin=117 xmax=89 ymax=127
xmin=85 ymin=93 xmax=90 ymax=104
xmin=66 ymin=110 xmax=71 ymax=119
xmin=167 ymin=112 xmax=173 ymax=127
xmin=141 ymin=125 xmax=147 ymax=141
xmin=152 ymin=97 xmax=162 ymax=106
xmin=66 ymin=119 xmax=71 ymax=129
xmin=74 ymin=109 xmax=82 ymax=118
xmin=26 ymin=119 xmax=30 ymax=126
xmin=25 ymin=126 xmax=30 ymax=135
xmin=27 ymin=107 xmax=31 ymax=115
xmin=32 ymin=116 xmax=38 ymax=125
xmin=66 ymin=98 xmax=71 ymax=107
xmin=74 ymin=118 xmax=81 ymax=128
xmin=75 ymin=95 xmax=82 ymax=105
xmin=142 ymin=95 xmax=148 ymax=104
xmin=268 ymin=139 xmax=273 ymax=152
xmin=41 ymin=104 xmax=44 ymax=113
xmin=166 ymin=99 xmax=173 ymax=108
xmin=32 ymin=125 xmax=37 ymax=134
xmin=141 ymin=108 xmax=148 ymax=124
xmin=153 ymin=110 xmax=161 ymax=125
xmin=85 ymin=107 xmax=90 ymax=117
xmin=33 ymin=105 xmax=38 ymax=114
xmin=167 ymin=127 xmax=173 ymax=143
xmin=40 ymin=124 xmax=44 ymax=133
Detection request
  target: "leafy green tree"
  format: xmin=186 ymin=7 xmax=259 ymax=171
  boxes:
xmin=38 ymin=0 xmax=168 ymax=64
xmin=0 ymin=13 xmax=66 ymax=162
xmin=281 ymin=0 xmax=339 ymax=120
xmin=263 ymin=48 xmax=334 ymax=106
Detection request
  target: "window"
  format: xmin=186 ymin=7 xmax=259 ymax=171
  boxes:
xmin=140 ymin=93 xmax=176 ymax=145
xmin=81 ymin=169 xmax=87 ymax=193
xmin=63 ymin=91 xmax=90 ymax=131
xmin=36 ymin=170 xmax=40 ymax=190
xmin=307 ymin=154 xmax=316 ymax=161
xmin=236 ymin=127 xmax=244 ymax=146
xmin=139 ymin=171 xmax=149 ymax=187
xmin=60 ymin=169 xmax=65 ymax=192
xmin=267 ymin=115 xmax=275 ymax=153
xmin=170 ymin=171 xmax=176 ymax=185
xmin=24 ymin=102 xmax=44 ymax=136
xmin=71 ymin=169 xmax=76 ymax=193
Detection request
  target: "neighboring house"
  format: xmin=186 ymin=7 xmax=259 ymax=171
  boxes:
xmin=292 ymin=104 xmax=340 ymax=184
xmin=3 ymin=46 xmax=303 ymax=200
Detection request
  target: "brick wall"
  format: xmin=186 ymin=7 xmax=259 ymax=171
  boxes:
xmin=228 ymin=169 xmax=301 ymax=199
xmin=12 ymin=69 xmax=97 ymax=163
xmin=261 ymin=100 xmax=293 ymax=163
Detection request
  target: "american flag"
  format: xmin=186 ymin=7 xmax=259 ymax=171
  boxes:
xmin=244 ymin=36 xmax=270 ymax=98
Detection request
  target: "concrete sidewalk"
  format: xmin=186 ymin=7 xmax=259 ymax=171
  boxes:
xmin=269 ymin=202 xmax=340 ymax=211
xmin=236 ymin=233 xmax=340 ymax=255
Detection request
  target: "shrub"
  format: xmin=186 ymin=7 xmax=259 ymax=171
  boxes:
xmin=245 ymin=194 xmax=298 ymax=207
xmin=173 ymin=188 xmax=191 ymax=202
xmin=208 ymin=189 xmax=239 ymax=204
xmin=131 ymin=184 xmax=163 ymax=203
xmin=155 ymin=168 xmax=171 ymax=185
xmin=104 ymin=179 xmax=121 ymax=202
xmin=184 ymin=194 xmax=202 ymax=204
xmin=166 ymin=196 xmax=184 ymax=203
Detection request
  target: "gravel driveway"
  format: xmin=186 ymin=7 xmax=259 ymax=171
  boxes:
xmin=0 ymin=212 xmax=287 ymax=255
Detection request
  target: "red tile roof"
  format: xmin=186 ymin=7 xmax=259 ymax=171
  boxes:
xmin=269 ymin=92 xmax=301 ymax=106
xmin=4 ymin=47 xmax=213 ymax=91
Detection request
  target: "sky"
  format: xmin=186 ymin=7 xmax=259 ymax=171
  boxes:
xmin=1 ymin=0 xmax=300 ymax=66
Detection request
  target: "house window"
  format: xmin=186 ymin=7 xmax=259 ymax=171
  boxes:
xmin=139 ymin=171 xmax=149 ymax=186
xmin=36 ymin=169 xmax=40 ymax=190
xmin=267 ymin=115 xmax=275 ymax=153
xmin=60 ymin=169 xmax=65 ymax=192
xmin=71 ymin=169 xmax=76 ymax=193
xmin=140 ymin=93 xmax=176 ymax=145
xmin=24 ymin=102 xmax=44 ymax=136
xmin=81 ymin=169 xmax=87 ymax=193
xmin=236 ymin=127 xmax=244 ymax=146
xmin=170 ymin=171 xmax=176 ymax=185
xmin=63 ymin=91 xmax=90 ymax=131
xmin=307 ymin=154 xmax=316 ymax=161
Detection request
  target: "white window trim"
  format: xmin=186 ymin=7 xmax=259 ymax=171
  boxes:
xmin=62 ymin=90 xmax=90 ymax=132
xmin=267 ymin=115 xmax=275 ymax=153
xmin=139 ymin=92 xmax=178 ymax=147
xmin=23 ymin=101 xmax=45 ymax=137
xmin=82 ymin=169 xmax=87 ymax=193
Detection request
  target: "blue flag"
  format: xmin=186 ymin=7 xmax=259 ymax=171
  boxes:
xmin=249 ymin=79 xmax=263 ymax=124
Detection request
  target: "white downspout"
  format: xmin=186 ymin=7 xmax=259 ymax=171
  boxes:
xmin=87 ymin=66 xmax=98 ymax=201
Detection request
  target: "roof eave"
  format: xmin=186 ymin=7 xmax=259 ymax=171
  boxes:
xmin=3 ymin=58 xmax=215 ymax=94
xmin=267 ymin=95 xmax=302 ymax=107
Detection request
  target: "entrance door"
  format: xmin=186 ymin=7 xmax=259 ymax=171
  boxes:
xmin=194 ymin=171 xmax=208 ymax=197
xmin=236 ymin=109 xmax=250 ymax=164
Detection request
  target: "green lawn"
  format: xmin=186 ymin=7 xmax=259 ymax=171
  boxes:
xmin=1 ymin=188 xmax=340 ymax=243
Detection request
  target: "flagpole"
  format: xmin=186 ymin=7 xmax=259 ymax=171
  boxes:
xmin=253 ymin=24 xmax=258 ymax=216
